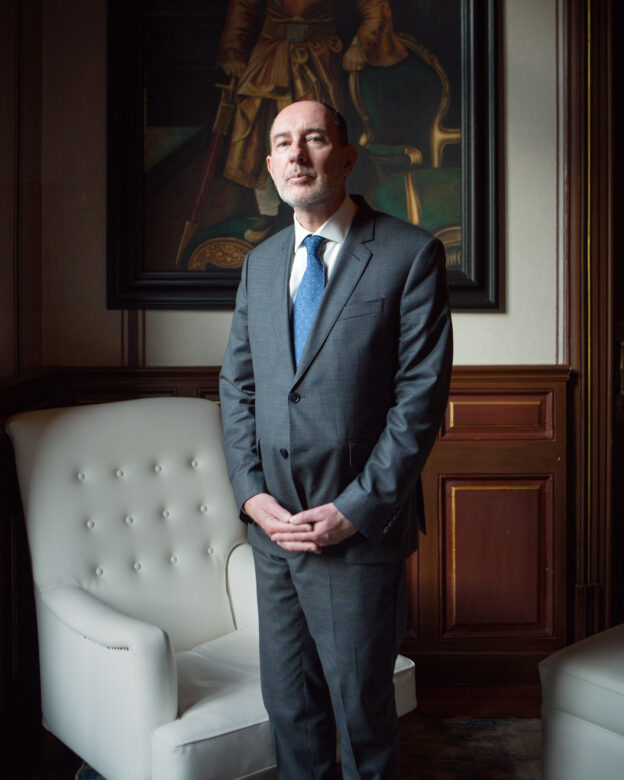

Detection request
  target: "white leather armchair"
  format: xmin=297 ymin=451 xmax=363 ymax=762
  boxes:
xmin=7 ymin=397 xmax=416 ymax=780
xmin=539 ymin=623 xmax=624 ymax=780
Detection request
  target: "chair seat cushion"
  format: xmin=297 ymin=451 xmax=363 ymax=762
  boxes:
xmin=152 ymin=626 xmax=416 ymax=779
xmin=539 ymin=623 xmax=624 ymax=737
xmin=393 ymin=653 xmax=417 ymax=717
xmin=152 ymin=626 xmax=274 ymax=780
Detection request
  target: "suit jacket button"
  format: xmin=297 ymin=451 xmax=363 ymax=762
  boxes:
xmin=289 ymin=392 xmax=301 ymax=403
xmin=279 ymin=448 xmax=289 ymax=459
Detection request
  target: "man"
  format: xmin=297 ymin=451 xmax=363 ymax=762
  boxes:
xmin=219 ymin=101 xmax=452 ymax=778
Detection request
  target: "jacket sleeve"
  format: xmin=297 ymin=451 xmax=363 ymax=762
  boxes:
xmin=215 ymin=0 xmax=261 ymax=71
xmin=333 ymin=236 xmax=453 ymax=544
xmin=219 ymin=255 xmax=267 ymax=519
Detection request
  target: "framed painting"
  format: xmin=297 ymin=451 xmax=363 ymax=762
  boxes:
xmin=107 ymin=0 xmax=499 ymax=310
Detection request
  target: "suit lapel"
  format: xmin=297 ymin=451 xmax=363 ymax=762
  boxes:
xmin=270 ymin=225 xmax=297 ymax=376
xmin=294 ymin=204 xmax=375 ymax=383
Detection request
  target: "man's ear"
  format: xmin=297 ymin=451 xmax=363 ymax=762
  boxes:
xmin=344 ymin=144 xmax=358 ymax=176
xmin=266 ymin=154 xmax=273 ymax=176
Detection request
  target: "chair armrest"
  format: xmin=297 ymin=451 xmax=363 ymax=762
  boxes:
xmin=42 ymin=585 xmax=175 ymax=653
xmin=227 ymin=542 xmax=259 ymax=629
xmin=37 ymin=586 xmax=178 ymax=780
xmin=365 ymin=143 xmax=422 ymax=167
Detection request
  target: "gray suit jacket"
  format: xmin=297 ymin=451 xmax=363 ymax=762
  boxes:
xmin=219 ymin=197 xmax=453 ymax=563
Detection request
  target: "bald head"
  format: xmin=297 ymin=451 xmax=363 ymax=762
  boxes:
xmin=269 ymin=102 xmax=349 ymax=150
xmin=266 ymin=101 xmax=357 ymax=230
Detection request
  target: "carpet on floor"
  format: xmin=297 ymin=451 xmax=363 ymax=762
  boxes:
xmin=74 ymin=715 xmax=542 ymax=780
xmin=399 ymin=714 xmax=542 ymax=779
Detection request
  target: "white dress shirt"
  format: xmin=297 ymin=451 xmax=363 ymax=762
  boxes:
xmin=289 ymin=195 xmax=358 ymax=311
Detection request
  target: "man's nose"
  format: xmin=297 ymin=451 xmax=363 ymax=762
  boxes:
xmin=288 ymin=140 xmax=307 ymax=162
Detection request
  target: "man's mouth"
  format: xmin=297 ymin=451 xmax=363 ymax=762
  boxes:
xmin=287 ymin=170 xmax=315 ymax=182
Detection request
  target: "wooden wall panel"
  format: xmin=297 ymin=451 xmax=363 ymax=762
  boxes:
xmin=405 ymin=365 xmax=568 ymax=711
xmin=441 ymin=476 xmax=553 ymax=638
xmin=443 ymin=392 xmax=553 ymax=440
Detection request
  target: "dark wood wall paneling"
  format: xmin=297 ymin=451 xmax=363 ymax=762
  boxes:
xmin=412 ymin=367 xmax=568 ymax=715
xmin=566 ymin=0 xmax=617 ymax=637
xmin=0 ymin=365 xmax=568 ymax=718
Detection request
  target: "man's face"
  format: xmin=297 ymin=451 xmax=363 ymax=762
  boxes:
xmin=266 ymin=102 xmax=356 ymax=214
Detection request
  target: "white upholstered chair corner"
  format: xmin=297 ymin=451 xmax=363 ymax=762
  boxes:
xmin=7 ymin=396 xmax=416 ymax=780
xmin=539 ymin=623 xmax=624 ymax=780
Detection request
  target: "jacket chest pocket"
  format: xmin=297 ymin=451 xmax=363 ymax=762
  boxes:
xmin=338 ymin=298 xmax=384 ymax=320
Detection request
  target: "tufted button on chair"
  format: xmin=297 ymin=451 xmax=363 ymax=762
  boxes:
xmin=7 ymin=397 xmax=417 ymax=780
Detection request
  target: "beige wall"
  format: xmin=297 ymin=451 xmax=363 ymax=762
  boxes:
xmin=34 ymin=0 xmax=565 ymax=369
xmin=453 ymin=0 xmax=566 ymax=365
xmin=41 ymin=0 xmax=120 ymax=366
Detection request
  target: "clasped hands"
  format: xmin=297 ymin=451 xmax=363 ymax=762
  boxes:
xmin=243 ymin=493 xmax=357 ymax=554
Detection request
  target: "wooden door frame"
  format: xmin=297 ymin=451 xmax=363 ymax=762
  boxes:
xmin=566 ymin=0 xmax=616 ymax=638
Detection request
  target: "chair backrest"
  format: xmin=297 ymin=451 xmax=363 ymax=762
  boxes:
xmin=350 ymin=34 xmax=460 ymax=169
xmin=7 ymin=397 xmax=247 ymax=651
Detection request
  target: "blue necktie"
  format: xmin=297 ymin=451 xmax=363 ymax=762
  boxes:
xmin=293 ymin=234 xmax=326 ymax=366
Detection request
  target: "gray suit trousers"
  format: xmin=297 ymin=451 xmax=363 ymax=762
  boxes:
xmin=253 ymin=547 xmax=407 ymax=779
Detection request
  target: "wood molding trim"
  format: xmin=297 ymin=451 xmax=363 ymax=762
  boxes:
xmin=2 ymin=0 xmax=42 ymax=380
xmin=566 ymin=0 xmax=615 ymax=638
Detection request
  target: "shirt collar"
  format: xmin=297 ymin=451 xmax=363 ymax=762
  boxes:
xmin=293 ymin=195 xmax=358 ymax=250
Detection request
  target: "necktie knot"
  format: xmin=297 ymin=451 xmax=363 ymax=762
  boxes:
xmin=302 ymin=233 xmax=326 ymax=260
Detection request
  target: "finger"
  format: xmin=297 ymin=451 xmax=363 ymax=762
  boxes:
xmin=267 ymin=504 xmax=293 ymax=524
xmin=289 ymin=510 xmax=318 ymax=525
xmin=260 ymin=504 xmax=292 ymax=525
xmin=269 ymin=521 xmax=312 ymax=534
xmin=271 ymin=510 xmax=293 ymax=525
xmin=271 ymin=530 xmax=316 ymax=542
xmin=271 ymin=524 xmax=318 ymax=539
